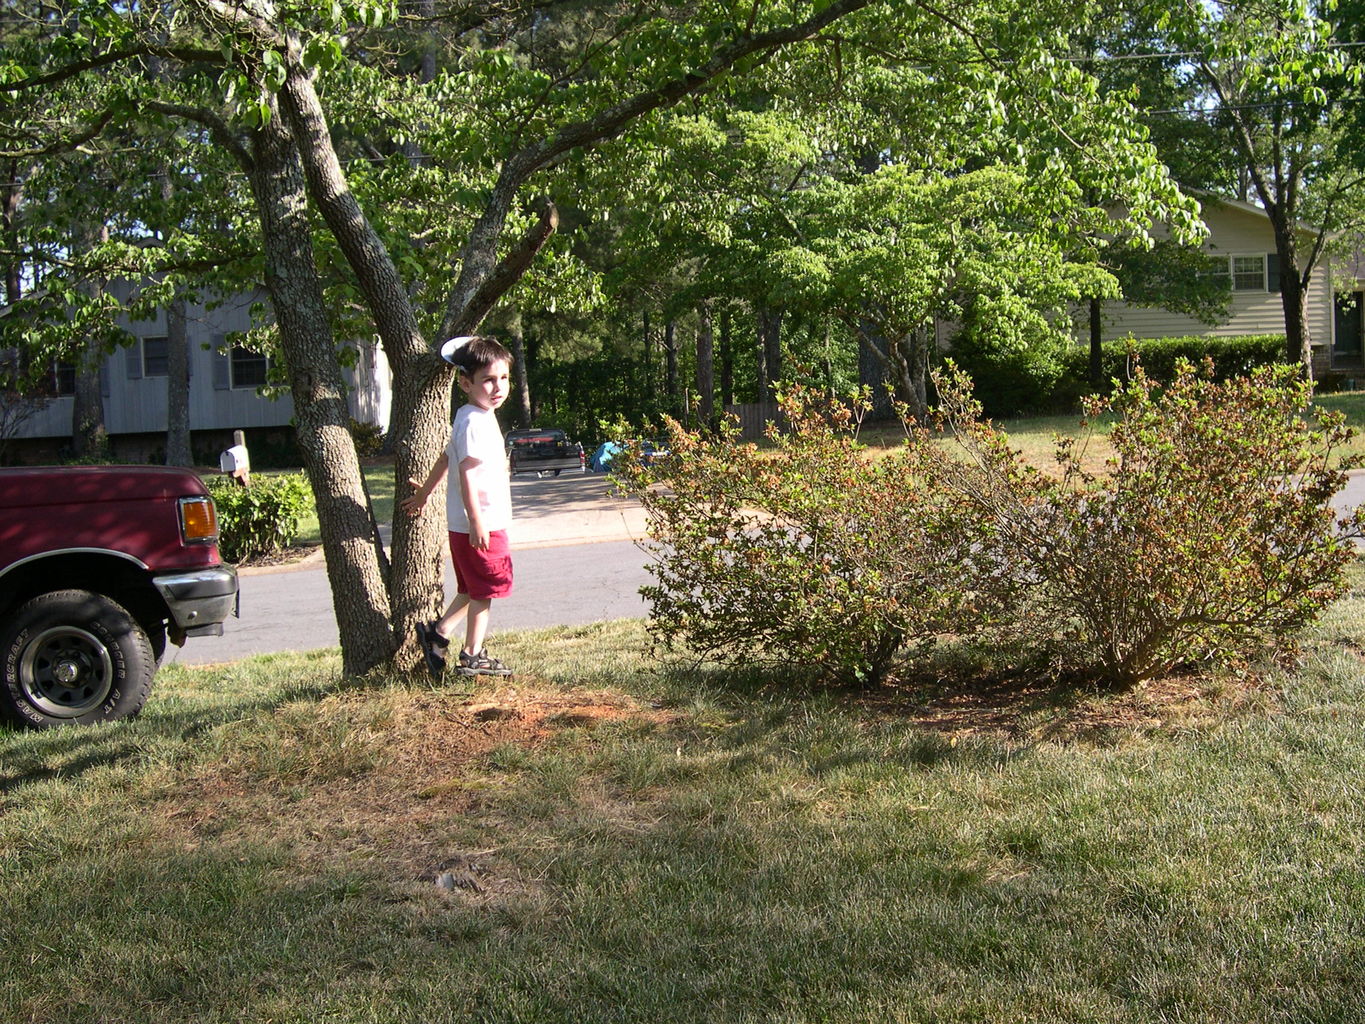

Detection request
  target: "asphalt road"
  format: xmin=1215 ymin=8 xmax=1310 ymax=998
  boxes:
xmin=169 ymin=538 xmax=654 ymax=666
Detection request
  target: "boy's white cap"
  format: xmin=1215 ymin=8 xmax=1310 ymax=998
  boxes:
xmin=439 ymin=336 xmax=478 ymax=363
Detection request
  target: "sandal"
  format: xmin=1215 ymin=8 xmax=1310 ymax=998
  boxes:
xmin=455 ymin=648 xmax=513 ymax=677
xmin=416 ymin=620 xmax=449 ymax=679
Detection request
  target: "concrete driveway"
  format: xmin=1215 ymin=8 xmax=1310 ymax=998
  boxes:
xmin=504 ymin=470 xmax=650 ymax=548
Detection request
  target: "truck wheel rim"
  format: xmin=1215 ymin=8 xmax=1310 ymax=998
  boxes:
xmin=18 ymin=626 xmax=115 ymax=718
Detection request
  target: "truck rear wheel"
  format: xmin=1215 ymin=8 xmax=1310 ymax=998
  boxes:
xmin=1 ymin=590 xmax=155 ymax=729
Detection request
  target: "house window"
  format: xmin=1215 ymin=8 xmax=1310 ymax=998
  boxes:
xmin=1204 ymin=254 xmax=1269 ymax=292
xmin=230 ymin=346 xmax=270 ymax=389
xmin=1231 ymin=255 xmax=1266 ymax=291
xmin=142 ymin=336 xmax=168 ymax=377
xmin=52 ymin=361 xmax=76 ymax=396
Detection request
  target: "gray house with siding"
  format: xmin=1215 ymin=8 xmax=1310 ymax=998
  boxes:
xmin=9 ymin=288 xmax=392 ymax=464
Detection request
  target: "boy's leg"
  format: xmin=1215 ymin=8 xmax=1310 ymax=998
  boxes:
xmin=454 ymin=598 xmax=512 ymax=676
xmin=462 ymin=597 xmax=491 ymax=656
xmin=416 ymin=593 xmax=469 ymax=679
xmin=434 ymin=593 xmax=470 ymax=643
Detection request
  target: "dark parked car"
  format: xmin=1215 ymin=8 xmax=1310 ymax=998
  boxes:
xmin=505 ymin=428 xmax=586 ymax=477
xmin=0 ymin=465 xmax=238 ymax=728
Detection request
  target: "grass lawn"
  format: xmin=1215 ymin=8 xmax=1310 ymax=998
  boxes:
xmin=5 ymin=567 xmax=1365 ymax=1022
xmin=859 ymin=389 xmax=1365 ymax=475
xmin=287 ymin=458 xmax=397 ymax=547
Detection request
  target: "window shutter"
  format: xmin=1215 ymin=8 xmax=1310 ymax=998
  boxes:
xmin=126 ymin=343 xmax=142 ymax=380
xmin=99 ymin=361 xmax=110 ymax=397
xmin=1267 ymin=253 xmax=1281 ymax=293
xmin=212 ymin=333 xmax=230 ymax=390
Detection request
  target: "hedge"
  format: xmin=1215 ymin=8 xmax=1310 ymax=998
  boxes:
xmin=948 ymin=333 xmax=1289 ymax=418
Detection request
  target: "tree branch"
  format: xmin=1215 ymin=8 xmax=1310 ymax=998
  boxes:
xmin=142 ymin=100 xmax=253 ymax=171
xmin=0 ymin=109 xmax=115 ymax=160
xmin=0 ymin=45 xmax=225 ymax=93
xmin=442 ymin=0 xmax=880 ymax=333
xmin=449 ymin=196 xmax=558 ymax=334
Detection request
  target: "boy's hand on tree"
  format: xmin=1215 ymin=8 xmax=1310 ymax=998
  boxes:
xmin=401 ymin=477 xmax=427 ymax=517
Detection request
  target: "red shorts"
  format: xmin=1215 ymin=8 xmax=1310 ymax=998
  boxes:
xmin=449 ymin=530 xmax=514 ymax=600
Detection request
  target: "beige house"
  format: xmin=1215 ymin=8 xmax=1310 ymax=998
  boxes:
xmin=1089 ymin=195 xmax=1365 ymax=377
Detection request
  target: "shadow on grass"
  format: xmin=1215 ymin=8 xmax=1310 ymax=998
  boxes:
xmin=0 ymin=653 xmax=397 ymax=795
xmin=650 ymin=642 xmax=1119 ymax=747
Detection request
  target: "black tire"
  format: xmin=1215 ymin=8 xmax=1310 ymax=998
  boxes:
xmin=552 ymin=469 xmax=562 ymax=477
xmin=1 ymin=590 xmax=156 ymax=729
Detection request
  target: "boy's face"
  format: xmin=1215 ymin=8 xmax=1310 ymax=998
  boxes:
xmin=459 ymin=358 xmax=510 ymax=412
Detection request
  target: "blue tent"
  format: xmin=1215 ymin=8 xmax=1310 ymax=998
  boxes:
xmin=588 ymin=441 xmax=622 ymax=473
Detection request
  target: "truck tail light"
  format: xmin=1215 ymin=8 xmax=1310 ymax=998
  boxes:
xmin=179 ymin=496 xmax=219 ymax=543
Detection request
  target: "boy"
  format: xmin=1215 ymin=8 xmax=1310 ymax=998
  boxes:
xmin=401 ymin=335 xmax=515 ymax=678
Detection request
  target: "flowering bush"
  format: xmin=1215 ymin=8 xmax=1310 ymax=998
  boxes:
xmin=618 ymin=361 xmax=1362 ymax=689
xmin=933 ymin=360 xmax=1364 ymax=685
xmin=613 ymin=385 xmax=995 ymax=685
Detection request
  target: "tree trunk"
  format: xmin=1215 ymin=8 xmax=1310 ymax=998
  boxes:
xmin=757 ymin=306 xmax=783 ymax=402
xmin=856 ymin=321 xmax=928 ymax=421
xmin=719 ymin=306 xmax=734 ymax=408
xmin=165 ymin=294 xmax=192 ymax=466
xmin=507 ymin=315 xmax=533 ymax=429
xmin=639 ymin=309 xmax=652 ymax=410
xmin=663 ymin=319 xmax=679 ymax=416
xmin=891 ymin=326 xmax=931 ymax=422
xmin=278 ymin=63 xmax=451 ymax=670
xmin=857 ymin=324 xmax=895 ymax=419
xmin=1089 ymin=297 xmax=1104 ymax=388
xmin=2 ymin=159 xmax=23 ymax=306
xmin=1271 ymin=221 xmax=1313 ymax=377
xmin=71 ymin=225 xmax=108 ymax=460
xmin=70 ymin=351 xmax=106 ymax=459
xmin=695 ymin=301 xmax=714 ymax=428
xmin=246 ymin=94 xmax=396 ymax=675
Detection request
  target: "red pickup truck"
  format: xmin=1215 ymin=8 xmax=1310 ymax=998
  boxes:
xmin=0 ymin=465 xmax=238 ymax=729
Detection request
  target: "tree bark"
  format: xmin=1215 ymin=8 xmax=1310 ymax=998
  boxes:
xmin=71 ymin=225 xmax=108 ymax=459
xmin=642 ymin=310 xmax=655 ymax=408
xmin=276 ymin=60 xmax=445 ymax=667
xmin=1089 ymin=297 xmax=1104 ymax=388
xmin=245 ymin=93 xmax=395 ymax=675
xmin=1270 ymin=219 xmax=1313 ymax=375
xmin=857 ymin=328 xmax=893 ymax=419
xmin=758 ymin=306 xmax=783 ymax=402
xmin=70 ymin=351 xmax=106 ymax=459
xmin=857 ymin=321 xmax=928 ymax=420
xmin=695 ymin=301 xmax=715 ymax=428
xmin=2 ymin=159 xmax=23 ymax=306
xmin=503 ymin=310 xmax=533 ymax=428
xmin=663 ymin=319 xmax=680 ymax=416
xmin=719 ymin=306 xmax=734 ymax=408
xmin=165 ymin=293 xmax=192 ymax=466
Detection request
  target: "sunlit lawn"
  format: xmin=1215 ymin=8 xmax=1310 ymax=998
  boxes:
xmin=860 ymin=388 xmax=1365 ymax=475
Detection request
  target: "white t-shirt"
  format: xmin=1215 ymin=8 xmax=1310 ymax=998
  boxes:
xmin=446 ymin=404 xmax=512 ymax=533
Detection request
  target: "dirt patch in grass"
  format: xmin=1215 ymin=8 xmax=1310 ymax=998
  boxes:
xmin=158 ymin=686 xmax=678 ymax=898
xmin=152 ymin=666 xmax=1271 ymax=901
xmin=857 ymin=669 xmax=1276 ymax=743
